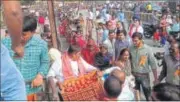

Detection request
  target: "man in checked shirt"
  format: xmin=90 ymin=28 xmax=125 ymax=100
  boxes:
xmin=2 ymin=15 xmax=50 ymax=101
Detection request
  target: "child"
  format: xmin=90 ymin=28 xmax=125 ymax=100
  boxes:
xmin=103 ymin=75 xmax=122 ymax=101
xmin=160 ymin=28 xmax=167 ymax=47
xmin=153 ymin=28 xmax=160 ymax=47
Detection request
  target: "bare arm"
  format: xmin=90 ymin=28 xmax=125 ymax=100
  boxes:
xmin=2 ymin=1 xmax=24 ymax=57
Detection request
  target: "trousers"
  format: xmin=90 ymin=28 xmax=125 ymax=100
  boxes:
xmin=134 ymin=74 xmax=151 ymax=101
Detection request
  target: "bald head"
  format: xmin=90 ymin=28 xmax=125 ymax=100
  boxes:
xmin=111 ymin=69 xmax=126 ymax=84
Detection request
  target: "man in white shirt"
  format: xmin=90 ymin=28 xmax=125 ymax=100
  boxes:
xmin=103 ymin=30 xmax=115 ymax=57
xmin=47 ymin=45 xmax=97 ymax=100
xmin=102 ymin=68 xmax=135 ymax=101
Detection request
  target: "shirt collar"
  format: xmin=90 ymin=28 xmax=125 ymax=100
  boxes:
xmin=25 ymin=35 xmax=37 ymax=47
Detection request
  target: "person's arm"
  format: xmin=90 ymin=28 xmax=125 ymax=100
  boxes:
xmin=2 ymin=1 xmax=23 ymax=57
xmin=158 ymin=58 xmax=167 ymax=82
xmin=148 ymin=49 xmax=158 ymax=82
xmin=81 ymin=57 xmax=97 ymax=72
xmin=38 ymin=42 xmax=50 ymax=77
xmin=47 ymin=60 xmax=61 ymax=101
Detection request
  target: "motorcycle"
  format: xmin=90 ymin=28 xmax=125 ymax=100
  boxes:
xmin=143 ymin=24 xmax=155 ymax=38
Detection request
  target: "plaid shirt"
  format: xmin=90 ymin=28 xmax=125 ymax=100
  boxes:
xmin=2 ymin=36 xmax=50 ymax=95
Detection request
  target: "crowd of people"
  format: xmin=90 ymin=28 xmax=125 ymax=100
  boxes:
xmin=1 ymin=1 xmax=180 ymax=101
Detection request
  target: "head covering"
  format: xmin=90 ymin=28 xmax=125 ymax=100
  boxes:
xmin=132 ymin=15 xmax=140 ymax=21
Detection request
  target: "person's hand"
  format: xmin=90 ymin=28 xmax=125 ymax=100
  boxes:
xmin=12 ymin=44 xmax=24 ymax=58
xmin=31 ymin=74 xmax=43 ymax=88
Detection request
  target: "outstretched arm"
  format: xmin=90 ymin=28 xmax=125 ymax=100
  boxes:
xmin=2 ymin=1 xmax=24 ymax=58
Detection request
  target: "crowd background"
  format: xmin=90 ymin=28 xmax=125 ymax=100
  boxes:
xmin=1 ymin=0 xmax=180 ymax=101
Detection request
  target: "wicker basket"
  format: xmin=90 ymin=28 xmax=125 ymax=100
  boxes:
xmin=61 ymin=71 xmax=105 ymax=101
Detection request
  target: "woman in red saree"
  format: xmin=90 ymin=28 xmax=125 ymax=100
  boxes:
xmin=81 ymin=38 xmax=100 ymax=65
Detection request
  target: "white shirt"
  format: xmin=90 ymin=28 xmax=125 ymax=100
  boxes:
xmin=118 ymin=79 xmax=135 ymax=101
xmin=88 ymin=11 xmax=94 ymax=20
xmin=103 ymin=38 xmax=115 ymax=56
xmin=105 ymin=14 xmax=111 ymax=22
xmin=47 ymin=57 xmax=97 ymax=83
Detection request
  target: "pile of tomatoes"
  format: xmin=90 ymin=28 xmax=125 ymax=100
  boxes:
xmin=62 ymin=71 xmax=98 ymax=92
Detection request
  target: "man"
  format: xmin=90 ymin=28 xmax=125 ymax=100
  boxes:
xmin=103 ymin=30 xmax=115 ymax=57
xmin=130 ymin=32 xmax=158 ymax=101
xmin=111 ymin=70 xmax=135 ymax=101
xmin=158 ymin=42 xmax=180 ymax=86
xmin=2 ymin=1 xmax=24 ymax=58
xmin=103 ymin=75 xmax=122 ymax=101
xmin=128 ymin=16 xmax=143 ymax=37
xmin=1 ymin=1 xmax=26 ymax=101
xmin=2 ymin=15 xmax=50 ymax=101
xmin=47 ymin=45 xmax=98 ymax=100
xmin=94 ymin=44 xmax=112 ymax=71
xmin=81 ymin=38 xmax=99 ymax=65
xmin=114 ymin=30 xmax=130 ymax=60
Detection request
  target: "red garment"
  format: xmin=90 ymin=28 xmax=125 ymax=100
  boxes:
xmin=153 ymin=32 xmax=160 ymax=40
xmin=75 ymin=35 xmax=86 ymax=48
xmin=81 ymin=40 xmax=99 ymax=65
xmin=58 ymin=25 xmax=65 ymax=36
xmin=128 ymin=24 xmax=140 ymax=37
xmin=61 ymin=52 xmax=86 ymax=79
xmin=38 ymin=16 xmax=45 ymax=24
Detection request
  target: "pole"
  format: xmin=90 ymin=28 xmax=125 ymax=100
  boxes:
xmin=47 ymin=0 xmax=58 ymax=49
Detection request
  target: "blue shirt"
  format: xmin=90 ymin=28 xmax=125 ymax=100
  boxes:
xmin=0 ymin=44 xmax=26 ymax=101
xmin=102 ymin=29 xmax=109 ymax=42
xmin=114 ymin=39 xmax=130 ymax=60
xmin=2 ymin=35 xmax=50 ymax=94
xmin=171 ymin=23 xmax=180 ymax=32
xmin=118 ymin=12 xmax=125 ymax=22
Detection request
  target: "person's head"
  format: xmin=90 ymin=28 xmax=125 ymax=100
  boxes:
xmin=167 ymin=35 xmax=176 ymax=44
xmin=5 ymin=30 xmax=9 ymax=37
xmin=116 ymin=21 xmax=122 ymax=28
xmin=118 ymin=48 xmax=130 ymax=61
xmin=86 ymin=38 xmax=96 ymax=50
xmin=162 ymin=14 xmax=167 ymax=19
xmin=151 ymin=83 xmax=180 ymax=101
xmin=111 ymin=69 xmax=126 ymax=83
xmin=79 ymin=13 xmax=83 ymax=17
xmin=100 ymin=44 xmax=108 ymax=55
xmin=116 ymin=30 xmax=126 ymax=40
xmin=132 ymin=32 xmax=143 ymax=47
xmin=108 ymin=30 xmax=115 ymax=40
xmin=68 ymin=44 xmax=81 ymax=61
xmin=22 ymin=15 xmax=37 ymax=43
xmin=112 ymin=15 xmax=116 ymax=20
xmin=104 ymin=75 xmax=122 ymax=99
xmin=132 ymin=16 xmax=140 ymax=26
xmin=106 ymin=21 xmax=112 ymax=29
xmin=169 ymin=42 xmax=180 ymax=56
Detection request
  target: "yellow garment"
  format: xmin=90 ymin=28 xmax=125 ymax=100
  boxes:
xmin=146 ymin=4 xmax=152 ymax=11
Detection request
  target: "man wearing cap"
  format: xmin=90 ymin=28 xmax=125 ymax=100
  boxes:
xmin=128 ymin=16 xmax=144 ymax=37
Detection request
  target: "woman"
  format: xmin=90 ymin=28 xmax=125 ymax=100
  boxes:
xmin=114 ymin=48 xmax=132 ymax=76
